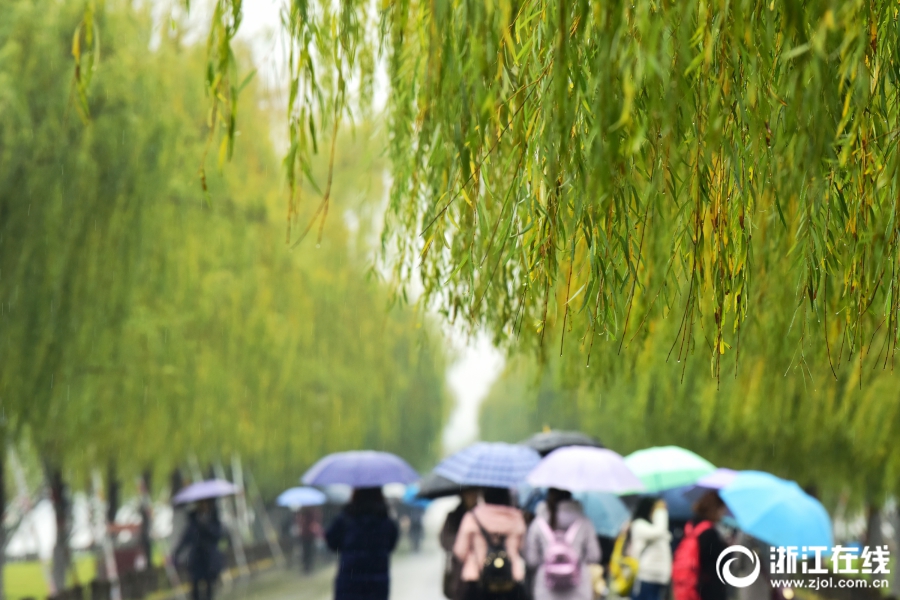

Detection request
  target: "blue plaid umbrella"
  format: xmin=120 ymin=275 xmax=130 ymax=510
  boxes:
xmin=434 ymin=442 xmax=541 ymax=488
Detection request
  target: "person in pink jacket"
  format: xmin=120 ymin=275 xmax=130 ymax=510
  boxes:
xmin=453 ymin=487 xmax=527 ymax=600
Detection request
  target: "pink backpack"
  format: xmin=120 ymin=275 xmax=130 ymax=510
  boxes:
xmin=536 ymin=518 xmax=582 ymax=590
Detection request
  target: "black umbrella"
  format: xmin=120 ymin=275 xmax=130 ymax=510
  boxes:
xmin=520 ymin=430 xmax=604 ymax=456
xmin=416 ymin=472 xmax=471 ymax=499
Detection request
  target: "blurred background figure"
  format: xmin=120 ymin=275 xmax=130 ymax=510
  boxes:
xmin=173 ymin=500 xmax=224 ymax=600
xmin=297 ymin=506 xmax=324 ymax=574
xmin=326 ymin=487 xmax=399 ymax=600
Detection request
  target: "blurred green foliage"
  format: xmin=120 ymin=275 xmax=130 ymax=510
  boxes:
xmin=0 ymin=0 xmax=447 ymax=497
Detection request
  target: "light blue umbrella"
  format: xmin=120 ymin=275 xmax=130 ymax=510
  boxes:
xmin=720 ymin=471 xmax=833 ymax=549
xmin=403 ymin=484 xmax=431 ymax=509
xmin=277 ymin=486 xmax=328 ymax=508
xmin=434 ymin=442 xmax=541 ymax=488
xmin=573 ymin=492 xmax=630 ymax=538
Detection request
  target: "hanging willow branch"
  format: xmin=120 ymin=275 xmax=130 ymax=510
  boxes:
xmin=76 ymin=0 xmax=900 ymax=377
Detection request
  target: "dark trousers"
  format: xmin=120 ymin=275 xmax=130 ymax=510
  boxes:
xmin=301 ymin=536 xmax=316 ymax=573
xmin=191 ymin=578 xmax=215 ymax=600
xmin=631 ymin=580 xmax=666 ymax=600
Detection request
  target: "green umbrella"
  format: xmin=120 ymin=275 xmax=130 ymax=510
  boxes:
xmin=624 ymin=446 xmax=716 ymax=493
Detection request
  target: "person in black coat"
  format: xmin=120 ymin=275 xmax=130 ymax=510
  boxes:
xmin=691 ymin=492 xmax=728 ymax=600
xmin=174 ymin=500 xmax=225 ymax=600
xmin=326 ymin=487 xmax=399 ymax=600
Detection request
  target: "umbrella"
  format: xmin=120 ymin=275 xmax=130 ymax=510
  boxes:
xmin=526 ymin=447 xmax=645 ymax=494
xmin=416 ymin=473 xmax=467 ymax=499
xmin=720 ymin=471 xmax=833 ymax=549
xmin=521 ymin=430 xmax=604 ymax=456
xmin=653 ymin=486 xmax=695 ymax=522
xmin=302 ymin=451 xmax=419 ymax=487
xmin=624 ymin=446 xmax=716 ymax=492
xmin=276 ymin=487 xmax=327 ymax=508
xmin=172 ymin=479 xmax=239 ymax=505
xmin=573 ymin=492 xmax=630 ymax=538
xmin=321 ymin=484 xmax=352 ymax=504
xmin=434 ymin=442 xmax=541 ymax=488
xmin=683 ymin=468 xmax=739 ymax=502
xmin=403 ymin=485 xmax=432 ymax=509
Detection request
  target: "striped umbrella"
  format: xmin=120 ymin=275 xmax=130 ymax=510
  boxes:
xmin=434 ymin=442 xmax=541 ymax=488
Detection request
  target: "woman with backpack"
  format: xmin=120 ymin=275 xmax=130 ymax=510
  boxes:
xmin=325 ymin=487 xmax=399 ymax=600
xmin=671 ymin=492 xmax=727 ymax=600
xmin=629 ymin=497 xmax=673 ymax=600
xmin=524 ymin=488 xmax=601 ymax=600
xmin=453 ymin=487 xmax=528 ymax=600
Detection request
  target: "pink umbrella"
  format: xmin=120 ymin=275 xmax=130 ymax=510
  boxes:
xmin=526 ymin=447 xmax=645 ymax=494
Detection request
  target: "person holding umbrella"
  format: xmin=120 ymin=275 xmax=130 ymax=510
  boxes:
xmin=628 ymin=497 xmax=672 ymax=600
xmin=453 ymin=487 xmax=528 ymax=600
xmin=441 ymin=489 xmax=481 ymax=600
xmin=671 ymin=491 xmax=728 ymax=600
xmin=173 ymin=499 xmax=225 ymax=600
xmin=302 ymin=450 xmax=418 ymax=600
xmin=326 ymin=487 xmax=399 ymax=600
xmin=525 ymin=488 xmax=601 ymax=600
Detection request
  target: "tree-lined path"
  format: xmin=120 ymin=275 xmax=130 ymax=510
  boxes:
xmin=218 ymin=547 xmax=444 ymax=600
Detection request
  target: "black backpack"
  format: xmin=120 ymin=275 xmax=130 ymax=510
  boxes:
xmin=473 ymin=516 xmax=517 ymax=594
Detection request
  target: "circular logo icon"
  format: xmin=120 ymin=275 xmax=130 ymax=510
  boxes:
xmin=716 ymin=545 xmax=761 ymax=588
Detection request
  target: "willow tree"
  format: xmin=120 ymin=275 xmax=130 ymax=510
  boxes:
xmin=2 ymin=7 xmax=448 ymax=591
xmin=67 ymin=0 xmax=900 ymax=379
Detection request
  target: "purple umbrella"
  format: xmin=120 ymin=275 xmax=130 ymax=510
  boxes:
xmin=683 ymin=468 xmax=738 ymax=502
xmin=526 ymin=447 xmax=645 ymax=494
xmin=302 ymin=451 xmax=419 ymax=487
xmin=172 ymin=479 xmax=240 ymax=505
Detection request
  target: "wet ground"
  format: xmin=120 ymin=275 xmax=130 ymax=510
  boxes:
xmin=216 ymin=547 xmax=444 ymax=600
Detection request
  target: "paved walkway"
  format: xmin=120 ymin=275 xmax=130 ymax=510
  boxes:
xmin=216 ymin=548 xmax=445 ymax=600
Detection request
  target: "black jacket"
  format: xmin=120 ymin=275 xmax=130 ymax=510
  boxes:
xmin=326 ymin=510 xmax=399 ymax=600
xmin=175 ymin=512 xmax=225 ymax=581
xmin=694 ymin=520 xmax=727 ymax=600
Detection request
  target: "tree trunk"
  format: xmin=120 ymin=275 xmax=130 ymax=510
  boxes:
xmin=0 ymin=442 xmax=7 ymax=600
xmin=106 ymin=460 xmax=120 ymax=525
xmin=865 ymin=503 xmax=887 ymax=586
xmin=49 ymin=465 xmax=71 ymax=593
xmin=139 ymin=468 xmax=153 ymax=569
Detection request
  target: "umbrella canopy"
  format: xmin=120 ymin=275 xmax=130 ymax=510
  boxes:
xmin=683 ymin=468 xmax=739 ymax=502
xmin=416 ymin=473 xmax=468 ymax=500
xmin=172 ymin=479 xmax=239 ymax=505
xmin=434 ymin=442 xmax=541 ymax=488
xmin=624 ymin=446 xmax=716 ymax=492
xmin=302 ymin=451 xmax=419 ymax=487
xmin=521 ymin=430 xmax=604 ymax=456
xmin=720 ymin=471 xmax=833 ymax=549
xmin=573 ymin=492 xmax=630 ymax=538
xmin=527 ymin=447 xmax=645 ymax=494
xmin=403 ymin=485 xmax=432 ymax=509
xmin=276 ymin=487 xmax=328 ymax=508
xmin=653 ymin=486 xmax=695 ymax=522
